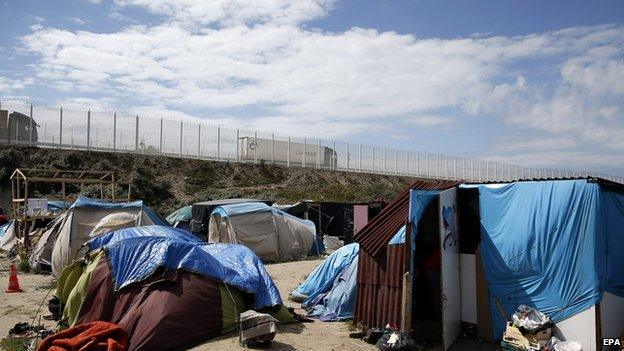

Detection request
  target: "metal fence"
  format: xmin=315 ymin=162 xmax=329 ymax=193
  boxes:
xmin=1 ymin=99 xmax=622 ymax=184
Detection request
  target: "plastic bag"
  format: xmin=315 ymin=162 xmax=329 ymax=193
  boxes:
xmin=511 ymin=304 xmax=550 ymax=332
xmin=375 ymin=329 xmax=417 ymax=351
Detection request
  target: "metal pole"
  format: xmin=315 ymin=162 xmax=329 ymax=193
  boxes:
xmin=254 ymin=131 xmax=258 ymax=164
xmin=287 ymin=137 xmax=291 ymax=167
xmin=217 ymin=126 xmax=221 ymax=161
xmin=436 ymin=155 xmax=440 ymax=178
xmin=486 ymin=162 xmax=489 ymax=181
xmin=462 ymin=159 xmax=465 ymax=180
xmin=86 ymin=109 xmax=91 ymax=149
xmin=158 ymin=118 xmax=162 ymax=155
xmin=333 ymin=141 xmax=336 ymax=170
xmin=426 ymin=154 xmax=430 ymax=177
xmin=346 ymin=143 xmax=349 ymax=171
xmin=179 ymin=120 xmax=183 ymax=156
xmin=317 ymin=139 xmax=321 ymax=169
xmin=406 ymin=151 xmax=409 ymax=175
xmin=383 ymin=147 xmax=386 ymax=173
xmin=29 ymin=103 xmax=33 ymax=145
xmin=59 ymin=106 xmax=63 ymax=147
xmin=303 ymin=138 xmax=307 ymax=168
xmin=236 ymin=129 xmax=240 ymax=162
xmin=394 ymin=149 xmax=398 ymax=175
xmin=135 ymin=114 xmax=140 ymax=152
xmin=416 ymin=152 xmax=420 ymax=176
xmin=372 ymin=146 xmax=375 ymax=172
xmin=358 ymin=144 xmax=362 ymax=172
xmin=197 ymin=124 xmax=201 ymax=158
xmin=271 ymin=133 xmax=275 ymax=164
xmin=113 ymin=112 xmax=117 ymax=151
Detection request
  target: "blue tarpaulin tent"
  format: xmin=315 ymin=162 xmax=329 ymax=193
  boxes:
xmin=292 ymin=243 xmax=359 ymax=320
xmin=87 ymin=225 xmax=282 ymax=309
xmin=472 ymin=180 xmax=624 ymax=339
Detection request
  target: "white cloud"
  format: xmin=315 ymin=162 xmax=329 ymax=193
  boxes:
xmin=84 ymin=0 xmax=103 ymax=4
xmin=68 ymin=17 xmax=87 ymax=25
xmin=13 ymin=0 xmax=624 ymax=174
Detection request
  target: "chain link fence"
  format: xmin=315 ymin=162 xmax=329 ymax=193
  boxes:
xmin=1 ymin=99 xmax=622 ymax=184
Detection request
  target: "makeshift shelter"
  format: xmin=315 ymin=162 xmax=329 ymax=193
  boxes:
xmin=31 ymin=196 xmax=167 ymax=275
xmin=56 ymin=226 xmax=295 ymax=351
xmin=458 ymin=179 xmax=624 ymax=350
xmin=0 ymin=220 xmax=16 ymax=251
xmin=292 ymin=243 xmax=360 ymax=321
xmin=207 ymin=202 xmax=323 ymax=262
xmin=190 ymin=199 xmax=272 ymax=236
xmin=352 ymin=179 xmax=460 ymax=350
xmin=166 ymin=205 xmax=192 ymax=230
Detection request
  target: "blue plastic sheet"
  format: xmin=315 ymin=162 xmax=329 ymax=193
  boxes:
xmin=477 ymin=180 xmax=605 ymax=339
xmin=305 ymin=256 xmax=358 ymax=321
xmin=388 ymin=225 xmax=406 ymax=245
xmin=87 ymin=226 xmax=282 ymax=309
xmin=292 ymin=243 xmax=359 ymax=302
xmin=71 ymin=196 xmax=168 ymax=226
xmin=603 ymin=191 xmax=624 ymax=297
xmin=211 ymin=202 xmax=271 ymax=218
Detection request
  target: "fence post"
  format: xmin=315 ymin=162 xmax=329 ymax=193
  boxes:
xmin=287 ymin=137 xmax=291 ymax=167
xmin=416 ymin=152 xmax=420 ymax=176
xmin=59 ymin=107 xmax=63 ymax=147
xmin=29 ymin=103 xmax=33 ymax=145
xmin=436 ymin=155 xmax=440 ymax=178
xmin=346 ymin=143 xmax=349 ymax=171
xmin=426 ymin=154 xmax=430 ymax=177
xmin=359 ymin=144 xmax=362 ymax=172
xmin=179 ymin=121 xmax=183 ymax=156
xmin=134 ymin=114 xmax=139 ymax=152
xmin=303 ymin=138 xmax=307 ymax=168
xmin=271 ymin=133 xmax=275 ymax=164
xmin=254 ymin=131 xmax=258 ymax=164
xmin=394 ymin=149 xmax=398 ymax=175
xmin=383 ymin=147 xmax=386 ymax=173
xmin=113 ymin=112 xmax=117 ymax=152
xmin=197 ymin=124 xmax=201 ymax=158
xmin=317 ymin=139 xmax=321 ymax=169
xmin=86 ymin=109 xmax=91 ymax=149
xmin=406 ymin=151 xmax=409 ymax=175
xmin=236 ymin=129 xmax=240 ymax=162
xmin=372 ymin=146 xmax=375 ymax=172
xmin=333 ymin=141 xmax=336 ymax=170
xmin=158 ymin=118 xmax=162 ymax=155
xmin=217 ymin=126 xmax=221 ymax=161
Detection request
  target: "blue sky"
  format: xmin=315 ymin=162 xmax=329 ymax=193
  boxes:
xmin=0 ymin=0 xmax=623 ymax=176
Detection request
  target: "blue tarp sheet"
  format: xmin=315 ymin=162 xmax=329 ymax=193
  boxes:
xmin=476 ymin=180 xmax=624 ymax=339
xmin=603 ymin=191 xmax=624 ymax=297
xmin=71 ymin=196 xmax=168 ymax=226
xmin=292 ymin=243 xmax=359 ymax=302
xmin=87 ymin=226 xmax=282 ymax=310
xmin=211 ymin=202 xmax=271 ymax=218
xmin=166 ymin=205 xmax=192 ymax=224
xmin=388 ymin=225 xmax=406 ymax=245
xmin=305 ymin=255 xmax=358 ymax=321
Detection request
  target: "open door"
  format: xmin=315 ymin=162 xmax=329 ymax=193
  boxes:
xmin=439 ymin=188 xmax=460 ymax=350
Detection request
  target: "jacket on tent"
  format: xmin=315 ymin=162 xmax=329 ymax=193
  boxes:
xmin=33 ymin=196 xmax=168 ymax=276
xmin=56 ymin=226 xmax=295 ymax=351
xmin=208 ymin=202 xmax=321 ymax=262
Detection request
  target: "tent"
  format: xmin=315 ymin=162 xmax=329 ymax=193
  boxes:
xmin=464 ymin=180 xmax=624 ymax=343
xmin=292 ymin=243 xmax=359 ymax=321
xmin=190 ymin=199 xmax=273 ymax=236
xmin=56 ymin=226 xmax=295 ymax=351
xmin=31 ymin=196 xmax=168 ymax=275
xmin=208 ymin=202 xmax=323 ymax=262
xmin=0 ymin=220 xmax=16 ymax=252
xmin=166 ymin=205 xmax=192 ymax=230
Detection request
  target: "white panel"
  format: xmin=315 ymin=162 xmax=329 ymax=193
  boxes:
xmin=601 ymin=292 xmax=624 ymax=340
xmin=439 ymin=188 xmax=461 ymax=350
xmin=460 ymin=254 xmax=477 ymax=324
xmin=556 ymin=306 xmax=596 ymax=351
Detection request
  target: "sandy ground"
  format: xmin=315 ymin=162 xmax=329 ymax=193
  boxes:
xmin=0 ymin=255 xmax=496 ymax=351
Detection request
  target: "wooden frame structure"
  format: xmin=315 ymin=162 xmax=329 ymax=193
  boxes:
xmin=9 ymin=168 xmax=131 ymax=246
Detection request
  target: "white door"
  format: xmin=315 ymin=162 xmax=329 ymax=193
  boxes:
xmin=439 ymin=188 xmax=461 ymax=350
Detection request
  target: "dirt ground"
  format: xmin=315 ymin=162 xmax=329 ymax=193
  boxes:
xmin=0 ymin=255 xmax=496 ymax=351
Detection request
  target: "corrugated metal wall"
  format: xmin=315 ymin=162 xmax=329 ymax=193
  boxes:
xmin=356 ymin=245 xmax=405 ymax=329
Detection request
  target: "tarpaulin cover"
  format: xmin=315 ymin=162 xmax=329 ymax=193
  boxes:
xmin=71 ymin=196 xmax=168 ymax=226
xmin=211 ymin=202 xmax=272 ymax=218
xmin=88 ymin=226 xmax=200 ymax=250
xmin=408 ymin=190 xmax=439 ymax=261
xmin=86 ymin=226 xmax=282 ymax=310
xmin=305 ymin=255 xmax=358 ymax=321
xmin=166 ymin=205 xmax=192 ymax=224
xmin=603 ymin=191 xmax=624 ymax=297
xmin=388 ymin=225 xmax=406 ymax=245
xmin=476 ymin=180 xmax=621 ymax=339
xmin=291 ymin=243 xmax=359 ymax=301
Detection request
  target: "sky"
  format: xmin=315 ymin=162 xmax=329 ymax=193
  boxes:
xmin=0 ymin=0 xmax=623 ymax=176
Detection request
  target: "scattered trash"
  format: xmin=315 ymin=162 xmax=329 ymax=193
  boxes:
xmin=375 ymin=328 xmax=426 ymax=351
xmin=239 ymin=310 xmax=278 ymax=348
xmin=47 ymin=297 xmax=61 ymax=321
xmin=512 ymin=305 xmax=550 ymax=332
xmin=553 ymin=340 xmax=582 ymax=351
xmin=363 ymin=327 xmax=385 ymax=344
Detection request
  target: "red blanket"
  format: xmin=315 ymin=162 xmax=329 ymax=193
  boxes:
xmin=38 ymin=321 xmax=128 ymax=351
